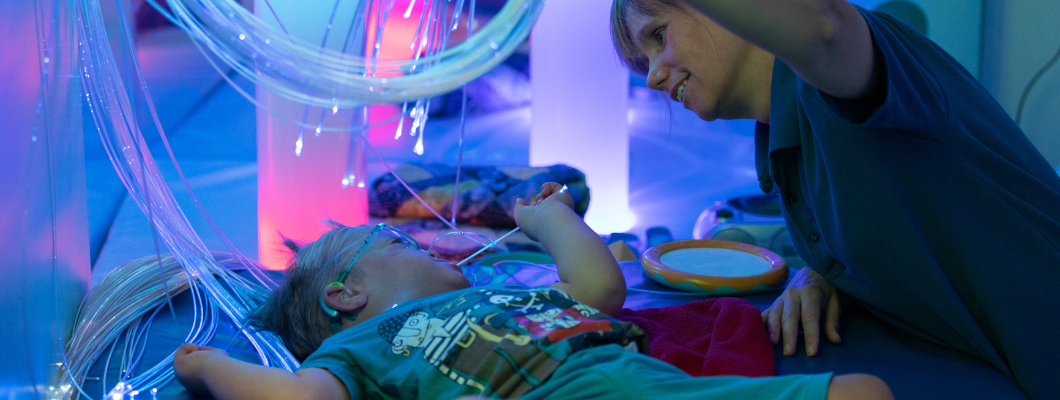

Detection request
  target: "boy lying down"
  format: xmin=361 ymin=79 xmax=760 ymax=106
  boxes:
xmin=174 ymin=183 xmax=893 ymax=400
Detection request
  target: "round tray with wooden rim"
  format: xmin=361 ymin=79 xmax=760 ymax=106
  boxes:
xmin=641 ymin=240 xmax=789 ymax=295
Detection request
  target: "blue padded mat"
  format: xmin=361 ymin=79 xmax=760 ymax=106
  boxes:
xmin=83 ymin=261 xmax=1025 ymax=399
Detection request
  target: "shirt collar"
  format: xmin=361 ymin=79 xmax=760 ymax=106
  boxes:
xmin=755 ymin=61 xmax=802 ymax=194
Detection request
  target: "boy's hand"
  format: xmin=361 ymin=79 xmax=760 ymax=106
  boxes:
xmin=513 ymin=182 xmax=626 ymax=315
xmin=514 ymin=183 xmax=574 ymax=241
xmin=174 ymin=343 xmax=229 ymax=395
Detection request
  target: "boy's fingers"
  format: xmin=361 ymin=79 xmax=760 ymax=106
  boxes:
xmin=539 ymin=182 xmax=565 ymax=199
xmin=825 ymin=294 xmax=842 ymax=343
xmin=540 ymin=182 xmax=559 ymax=195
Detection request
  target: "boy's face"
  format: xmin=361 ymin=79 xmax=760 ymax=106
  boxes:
xmin=348 ymin=226 xmax=471 ymax=300
xmin=626 ymin=5 xmax=759 ymax=121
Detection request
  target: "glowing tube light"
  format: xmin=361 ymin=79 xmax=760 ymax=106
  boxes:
xmin=530 ymin=0 xmax=635 ymax=233
xmin=257 ymin=97 xmax=369 ymax=270
xmin=255 ymin=0 xmax=372 ymax=270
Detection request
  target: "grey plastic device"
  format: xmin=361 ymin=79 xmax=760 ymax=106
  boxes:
xmin=692 ymin=194 xmax=806 ymax=269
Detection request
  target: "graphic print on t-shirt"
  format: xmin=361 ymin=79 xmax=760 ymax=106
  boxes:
xmin=375 ymin=286 xmax=633 ymax=398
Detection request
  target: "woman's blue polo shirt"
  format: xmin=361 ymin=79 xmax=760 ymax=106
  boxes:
xmin=755 ymin=7 xmax=1060 ymax=400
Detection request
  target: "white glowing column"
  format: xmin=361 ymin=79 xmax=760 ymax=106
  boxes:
xmin=255 ymin=0 xmax=370 ymax=270
xmin=530 ymin=0 xmax=634 ymax=233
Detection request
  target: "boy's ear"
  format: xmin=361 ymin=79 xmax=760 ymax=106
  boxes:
xmin=322 ymin=284 xmax=367 ymax=314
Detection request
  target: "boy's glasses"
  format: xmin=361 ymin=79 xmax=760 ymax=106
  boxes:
xmin=320 ymin=223 xmax=420 ymax=333
xmin=334 ymin=223 xmax=420 ymax=285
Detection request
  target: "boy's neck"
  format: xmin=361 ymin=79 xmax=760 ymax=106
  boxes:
xmin=339 ymin=287 xmax=456 ymax=330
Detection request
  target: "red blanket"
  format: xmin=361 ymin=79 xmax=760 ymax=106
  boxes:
xmin=615 ymin=297 xmax=775 ymax=377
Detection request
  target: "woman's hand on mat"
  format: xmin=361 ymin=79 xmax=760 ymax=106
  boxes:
xmin=514 ymin=182 xmax=575 ymax=242
xmin=763 ymin=267 xmax=842 ymax=357
xmin=174 ymin=343 xmax=229 ymax=395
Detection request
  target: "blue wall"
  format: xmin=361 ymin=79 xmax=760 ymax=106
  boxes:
xmin=981 ymin=0 xmax=1060 ymax=169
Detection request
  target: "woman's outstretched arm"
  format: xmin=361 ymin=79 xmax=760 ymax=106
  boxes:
xmin=682 ymin=0 xmax=879 ymax=100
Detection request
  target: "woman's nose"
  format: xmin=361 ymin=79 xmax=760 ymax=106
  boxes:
xmin=647 ymin=62 xmax=669 ymax=91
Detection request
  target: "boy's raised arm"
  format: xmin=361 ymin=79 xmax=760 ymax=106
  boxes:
xmin=514 ymin=183 xmax=626 ymax=316
xmin=174 ymin=344 xmax=352 ymax=400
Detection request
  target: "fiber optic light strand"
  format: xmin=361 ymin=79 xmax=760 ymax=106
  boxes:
xmin=65 ymin=0 xmax=544 ymax=397
xmin=463 ymin=260 xmax=715 ymax=297
xmin=454 ymin=184 xmax=570 ymax=266
xmin=87 ymin=0 xmax=275 ymax=297
xmin=456 ymin=227 xmax=521 ymax=266
xmin=340 ymin=109 xmax=491 ymax=248
xmin=451 ymin=0 xmax=474 ymax=226
xmin=67 ymin=0 xmax=297 ymax=397
xmin=109 ymin=0 xmax=184 ymax=332
xmin=156 ymin=0 xmax=544 ymax=108
xmin=138 ymin=0 xmax=403 ymax=134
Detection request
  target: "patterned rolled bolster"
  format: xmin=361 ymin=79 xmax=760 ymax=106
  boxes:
xmin=369 ymin=163 xmax=589 ymax=229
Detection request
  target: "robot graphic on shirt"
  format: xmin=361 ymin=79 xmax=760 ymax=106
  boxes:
xmin=375 ymin=287 xmax=624 ymax=395
xmin=376 ymin=289 xmax=536 ymax=391
xmin=380 ymin=308 xmax=475 ymax=358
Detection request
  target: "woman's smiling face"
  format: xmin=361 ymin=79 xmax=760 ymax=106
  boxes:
xmin=624 ymin=4 xmax=761 ymax=121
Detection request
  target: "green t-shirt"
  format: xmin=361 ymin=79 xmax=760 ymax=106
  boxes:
xmin=301 ymin=283 xmax=646 ymax=399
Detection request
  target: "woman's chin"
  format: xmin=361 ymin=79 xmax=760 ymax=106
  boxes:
xmin=695 ymin=108 xmax=720 ymax=122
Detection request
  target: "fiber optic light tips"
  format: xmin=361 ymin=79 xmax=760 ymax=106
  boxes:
xmin=107 ymin=382 xmax=129 ymax=400
xmin=414 ymin=135 xmax=424 ymax=155
xmin=404 ymin=0 xmax=417 ymax=18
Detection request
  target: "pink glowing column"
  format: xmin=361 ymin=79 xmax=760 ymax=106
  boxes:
xmin=255 ymin=0 xmax=372 ymax=270
xmin=530 ymin=0 xmax=634 ymax=233
xmin=256 ymin=102 xmax=368 ymax=270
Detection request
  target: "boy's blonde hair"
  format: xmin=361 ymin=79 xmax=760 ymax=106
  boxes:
xmin=248 ymin=221 xmax=370 ymax=361
xmin=610 ymin=0 xmax=681 ymax=76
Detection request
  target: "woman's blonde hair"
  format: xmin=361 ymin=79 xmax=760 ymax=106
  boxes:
xmin=247 ymin=221 xmax=371 ymax=361
xmin=610 ymin=0 xmax=681 ymax=76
